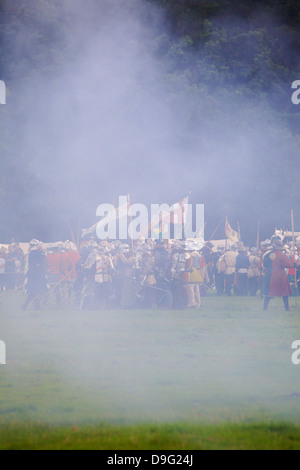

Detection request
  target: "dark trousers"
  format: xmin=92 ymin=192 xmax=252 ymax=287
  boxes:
xmin=263 ymin=296 xmax=290 ymax=311
xmin=237 ymin=273 xmax=248 ymax=296
xmin=248 ymin=277 xmax=258 ymax=296
xmin=225 ymin=274 xmax=234 ymax=296
xmin=215 ymin=272 xmax=225 ymax=295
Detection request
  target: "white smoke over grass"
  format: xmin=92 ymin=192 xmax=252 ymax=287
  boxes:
xmin=1 ymin=294 xmax=300 ymax=425
xmin=1 ymin=0 xmax=300 ymax=428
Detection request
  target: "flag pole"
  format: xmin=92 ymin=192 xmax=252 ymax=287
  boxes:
xmin=197 ymin=220 xmax=207 ymax=239
xmin=203 ymin=218 xmax=223 ymax=249
xmin=256 ymin=220 xmax=260 ymax=249
xmin=209 ymin=218 xmax=223 ymax=242
xmin=67 ymin=219 xmax=77 ymax=248
xmin=201 ymin=218 xmax=223 ymax=253
xmin=291 ymin=209 xmax=298 ymax=302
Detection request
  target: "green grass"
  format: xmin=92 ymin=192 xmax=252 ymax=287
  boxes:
xmin=1 ymin=422 xmax=300 ymax=450
xmin=0 ymin=291 xmax=300 ymax=449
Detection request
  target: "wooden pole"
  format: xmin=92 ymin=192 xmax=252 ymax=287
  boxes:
xmin=67 ymin=219 xmax=77 ymax=247
xmin=197 ymin=220 xmax=207 ymax=239
xmin=208 ymin=218 xmax=223 ymax=243
xmin=200 ymin=218 xmax=223 ymax=253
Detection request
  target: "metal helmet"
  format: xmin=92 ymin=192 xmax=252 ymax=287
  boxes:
xmin=119 ymin=243 xmax=130 ymax=253
xmin=29 ymin=239 xmax=39 ymax=250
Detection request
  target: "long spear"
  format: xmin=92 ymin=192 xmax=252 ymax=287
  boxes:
xmin=40 ymin=270 xmax=75 ymax=301
xmin=200 ymin=218 xmax=223 ymax=252
xmin=208 ymin=218 xmax=223 ymax=242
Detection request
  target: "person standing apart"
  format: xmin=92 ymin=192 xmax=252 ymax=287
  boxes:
xmin=263 ymin=240 xmax=294 ymax=311
xmin=217 ymin=248 xmax=238 ymax=296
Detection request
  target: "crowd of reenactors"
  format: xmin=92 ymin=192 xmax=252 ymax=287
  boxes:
xmin=0 ymin=235 xmax=299 ymax=311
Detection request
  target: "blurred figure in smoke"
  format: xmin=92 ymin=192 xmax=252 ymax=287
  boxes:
xmin=93 ymin=241 xmax=114 ymax=309
xmin=22 ymin=240 xmax=48 ymax=310
xmin=181 ymin=246 xmax=194 ymax=308
xmin=46 ymin=244 xmax=62 ymax=304
xmin=14 ymin=243 xmax=25 ymax=289
xmin=287 ymin=243 xmax=299 ymax=297
xmin=200 ymin=242 xmax=214 ymax=287
xmin=79 ymin=240 xmax=98 ymax=309
xmin=133 ymin=240 xmax=155 ymax=308
xmin=247 ymin=247 xmax=260 ymax=296
xmin=170 ymin=241 xmax=187 ymax=309
xmin=64 ymin=240 xmax=80 ymax=302
xmin=59 ymin=242 xmax=73 ymax=303
xmin=115 ymin=243 xmax=136 ymax=308
xmin=152 ymin=239 xmax=172 ymax=308
xmin=198 ymin=245 xmax=211 ymax=296
xmin=185 ymin=248 xmax=203 ymax=308
xmin=216 ymin=246 xmax=238 ymax=296
xmin=214 ymin=246 xmax=225 ymax=295
xmin=263 ymin=240 xmax=294 ymax=311
xmin=235 ymin=246 xmax=250 ymax=296
xmin=258 ymin=240 xmax=272 ymax=298
xmin=74 ymin=243 xmax=90 ymax=306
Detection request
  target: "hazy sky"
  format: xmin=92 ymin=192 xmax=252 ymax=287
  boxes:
xmin=0 ymin=0 xmax=299 ymax=245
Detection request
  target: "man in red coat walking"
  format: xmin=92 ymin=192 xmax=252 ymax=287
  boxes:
xmin=263 ymin=240 xmax=294 ymax=311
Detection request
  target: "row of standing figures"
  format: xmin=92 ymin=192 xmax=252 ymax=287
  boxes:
xmin=9 ymin=238 xmax=299 ymax=312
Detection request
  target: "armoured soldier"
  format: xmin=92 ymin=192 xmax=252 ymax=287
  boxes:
xmin=216 ymin=247 xmax=238 ymax=296
xmin=248 ymin=247 xmax=260 ymax=296
xmin=170 ymin=241 xmax=189 ymax=309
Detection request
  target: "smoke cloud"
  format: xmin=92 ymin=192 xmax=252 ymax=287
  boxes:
xmin=0 ymin=0 xmax=299 ymax=245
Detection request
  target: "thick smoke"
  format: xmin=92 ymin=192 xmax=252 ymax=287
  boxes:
xmin=0 ymin=0 xmax=299 ymax=244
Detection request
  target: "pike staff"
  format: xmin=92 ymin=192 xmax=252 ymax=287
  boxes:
xmin=196 ymin=218 xmax=223 ymax=254
xmin=0 ymin=289 xmax=19 ymax=303
xmin=40 ymin=269 xmax=75 ymax=301
xmin=197 ymin=220 xmax=207 ymax=240
xmin=203 ymin=218 xmax=223 ymax=251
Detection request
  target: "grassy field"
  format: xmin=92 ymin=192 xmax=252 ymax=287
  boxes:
xmin=0 ymin=290 xmax=300 ymax=449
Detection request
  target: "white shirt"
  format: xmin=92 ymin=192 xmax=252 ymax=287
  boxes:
xmin=0 ymin=258 xmax=5 ymax=274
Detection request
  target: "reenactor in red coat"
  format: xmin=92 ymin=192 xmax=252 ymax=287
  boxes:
xmin=263 ymin=240 xmax=294 ymax=311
